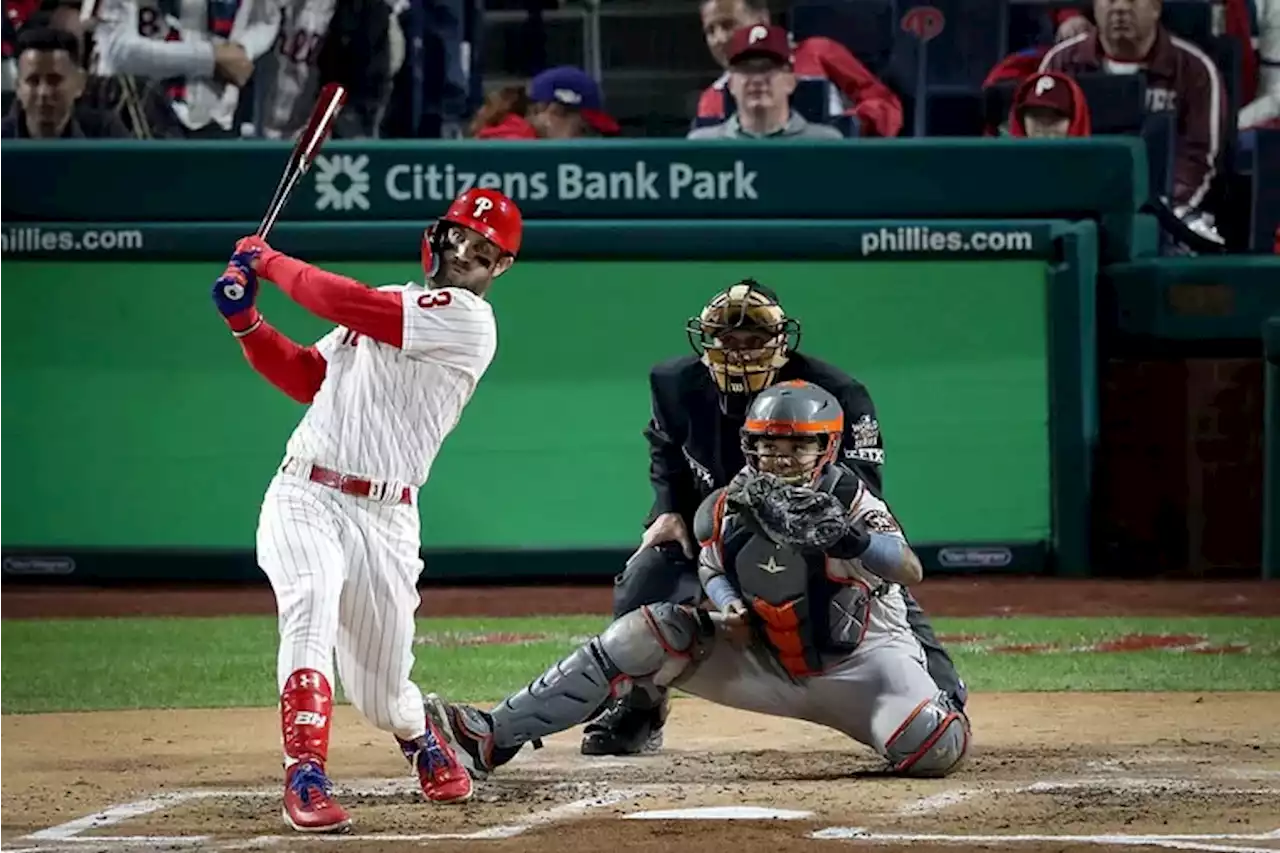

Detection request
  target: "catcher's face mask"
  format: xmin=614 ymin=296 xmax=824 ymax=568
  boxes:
xmin=744 ymin=436 xmax=826 ymax=484
xmin=426 ymin=223 xmax=513 ymax=295
xmin=686 ymin=281 xmax=800 ymax=414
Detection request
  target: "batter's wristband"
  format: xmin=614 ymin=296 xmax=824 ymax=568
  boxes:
xmin=231 ymin=317 xmax=264 ymax=338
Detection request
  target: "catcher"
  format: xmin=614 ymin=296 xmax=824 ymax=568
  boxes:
xmin=586 ymin=279 xmax=965 ymax=757
xmin=424 ymin=380 xmax=971 ymax=780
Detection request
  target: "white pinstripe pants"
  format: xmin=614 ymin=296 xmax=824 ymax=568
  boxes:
xmin=257 ymin=475 xmax=427 ymax=741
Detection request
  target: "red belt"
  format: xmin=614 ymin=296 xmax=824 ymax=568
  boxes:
xmin=306 ymin=464 xmax=414 ymax=506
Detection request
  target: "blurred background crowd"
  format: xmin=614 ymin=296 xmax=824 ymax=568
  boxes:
xmin=2 ymin=0 xmax=1276 ymax=252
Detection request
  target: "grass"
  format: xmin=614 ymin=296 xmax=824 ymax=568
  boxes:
xmin=2 ymin=615 xmax=1278 ymax=714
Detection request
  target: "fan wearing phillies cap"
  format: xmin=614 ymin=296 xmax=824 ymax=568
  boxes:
xmin=688 ymin=24 xmax=843 ymax=139
xmin=1009 ymin=71 xmax=1092 ymax=137
xmin=696 ymin=0 xmax=902 ymax=136
xmin=208 ymin=187 xmax=523 ymax=831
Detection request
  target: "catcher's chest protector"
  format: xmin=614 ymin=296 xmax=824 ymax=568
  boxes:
xmin=723 ymin=467 xmax=877 ymax=679
xmin=729 ymin=532 xmax=825 ymax=677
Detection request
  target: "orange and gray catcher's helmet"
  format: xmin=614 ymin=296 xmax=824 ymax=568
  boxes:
xmin=740 ymin=380 xmax=843 ymax=484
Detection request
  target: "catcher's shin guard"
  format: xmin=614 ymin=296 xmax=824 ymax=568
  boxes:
xmin=490 ymin=604 xmax=702 ymax=753
xmin=280 ymin=669 xmax=350 ymax=832
xmin=884 ymin=696 xmax=971 ymax=778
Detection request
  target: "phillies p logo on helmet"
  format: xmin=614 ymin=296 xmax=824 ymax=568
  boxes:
xmin=472 ymin=196 xmax=495 ymax=219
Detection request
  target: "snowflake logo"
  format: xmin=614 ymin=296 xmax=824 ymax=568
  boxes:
xmin=313 ymin=154 xmax=371 ymax=212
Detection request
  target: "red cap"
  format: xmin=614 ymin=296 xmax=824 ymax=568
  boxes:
xmin=726 ymin=24 xmax=793 ymax=66
xmin=1017 ymin=73 xmax=1075 ymax=116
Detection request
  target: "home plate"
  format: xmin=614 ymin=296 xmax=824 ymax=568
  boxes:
xmin=626 ymin=806 xmax=815 ymax=820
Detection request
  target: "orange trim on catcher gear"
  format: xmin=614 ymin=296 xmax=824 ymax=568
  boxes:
xmin=701 ymin=490 xmax=730 ymax=555
xmin=750 ymin=597 xmax=820 ymax=678
xmin=743 ymin=417 xmax=844 ymax=435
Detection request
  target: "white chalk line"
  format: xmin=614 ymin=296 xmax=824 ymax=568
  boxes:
xmin=15 ymin=782 xmax=645 ymax=850
xmin=811 ymin=828 xmax=1280 ymax=852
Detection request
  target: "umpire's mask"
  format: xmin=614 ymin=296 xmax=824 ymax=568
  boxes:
xmin=686 ymin=280 xmax=800 ymax=416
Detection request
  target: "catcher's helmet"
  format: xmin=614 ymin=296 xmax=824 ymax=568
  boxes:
xmin=686 ymin=280 xmax=800 ymax=415
xmin=741 ymin=380 xmax=843 ymax=484
xmin=421 ymin=187 xmax=523 ymax=280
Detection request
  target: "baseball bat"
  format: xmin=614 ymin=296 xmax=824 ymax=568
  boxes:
xmin=257 ymin=82 xmax=348 ymax=239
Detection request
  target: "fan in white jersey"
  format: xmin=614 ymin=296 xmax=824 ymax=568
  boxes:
xmin=256 ymin=0 xmax=392 ymax=140
xmin=92 ymin=0 xmax=280 ymax=134
xmin=208 ymin=187 xmax=524 ymax=833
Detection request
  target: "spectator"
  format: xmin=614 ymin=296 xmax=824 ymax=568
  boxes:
xmin=688 ymin=24 xmax=843 ymax=140
xmin=1040 ymin=0 xmax=1228 ymax=214
xmin=1008 ymin=71 xmax=1092 ymax=137
xmin=468 ymin=84 xmax=536 ymax=139
xmin=526 ymin=66 xmax=618 ymax=138
xmin=4 ymin=0 xmax=42 ymax=95
xmin=2 ymin=26 xmax=128 ymax=137
xmin=255 ymin=0 xmax=391 ymax=140
xmin=1240 ymin=0 xmax=1278 ymax=130
xmin=90 ymin=0 xmax=279 ymax=138
xmin=696 ymin=0 xmax=901 ymax=137
xmin=468 ymin=68 xmax=619 ymax=140
xmin=379 ymin=0 xmax=477 ymax=139
xmin=26 ymin=0 xmax=184 ymax=138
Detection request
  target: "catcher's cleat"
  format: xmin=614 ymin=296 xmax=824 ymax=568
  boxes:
xmin=281 ymin=761 xmax=351 ymax=833
xmin=423 ymin=694 xmax=522 ymax=779
xmin=580 ymin=694 xmax=667 ymax=756
xmin=396 ymin=711 xmax=474 ymax=805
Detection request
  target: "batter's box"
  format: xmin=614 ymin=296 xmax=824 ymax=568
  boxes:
xmin=20 ymin=781 xmax=645 ymax=849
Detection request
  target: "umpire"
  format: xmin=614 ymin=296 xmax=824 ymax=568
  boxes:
xmin=581 ymin=279 xmax=968 ymax=756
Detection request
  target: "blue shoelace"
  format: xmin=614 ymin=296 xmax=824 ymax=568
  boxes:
xmin=418 ymin=731 xmax=454 ymax=775
xmin=289 ymin=763 xmax=333 ymax=806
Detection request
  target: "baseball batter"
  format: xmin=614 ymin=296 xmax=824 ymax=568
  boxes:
xmin=209 ymin=188 xmax=524 ymax=833
xmin=426 ymin=381 xmax=970 ymax=779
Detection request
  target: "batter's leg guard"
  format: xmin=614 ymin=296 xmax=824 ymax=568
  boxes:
xmin=280 ymin=669 xmax=350 ymax=833
xmin=884 ymin=696 xmax=971 ymax=778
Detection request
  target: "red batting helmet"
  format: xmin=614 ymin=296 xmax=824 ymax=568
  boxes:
xmin=421 ymin=188 xmax=523 ymax=280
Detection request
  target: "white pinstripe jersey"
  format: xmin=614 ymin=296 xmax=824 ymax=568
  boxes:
xmin=283 ymin=284 xmax=497 ymax=486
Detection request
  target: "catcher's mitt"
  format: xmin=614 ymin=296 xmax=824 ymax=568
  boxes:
xmin=723 ymin=471 xmax=853 ymax=551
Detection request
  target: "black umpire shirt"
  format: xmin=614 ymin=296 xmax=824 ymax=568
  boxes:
xmin=644 ymin=352 xmax=885 ymax=527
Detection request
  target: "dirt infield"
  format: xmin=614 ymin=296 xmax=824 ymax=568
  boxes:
xmin=3 ymin=694 xmax=1278 ymax=853
xmin=4 ymin=579 xmax=1279 ymax=852
xmin=4 ymin=578 xmax=1279 ymax=619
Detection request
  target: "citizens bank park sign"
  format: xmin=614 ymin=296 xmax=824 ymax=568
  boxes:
xmin=310 ymin=155 xmax=763 ymax=212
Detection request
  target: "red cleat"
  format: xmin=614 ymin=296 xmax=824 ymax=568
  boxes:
xmin=282 ymin=761 xmax=351 ymax=833
xmin=397 ymin=714 xmax=474 ymax=805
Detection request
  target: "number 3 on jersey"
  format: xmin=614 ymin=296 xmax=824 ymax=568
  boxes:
xmin=418 ymin=291 xmax=453 ymax=310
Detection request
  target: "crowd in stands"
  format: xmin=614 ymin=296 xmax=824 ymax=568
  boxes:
xmin=2 ymin=0 xmax=1276 ymax=252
